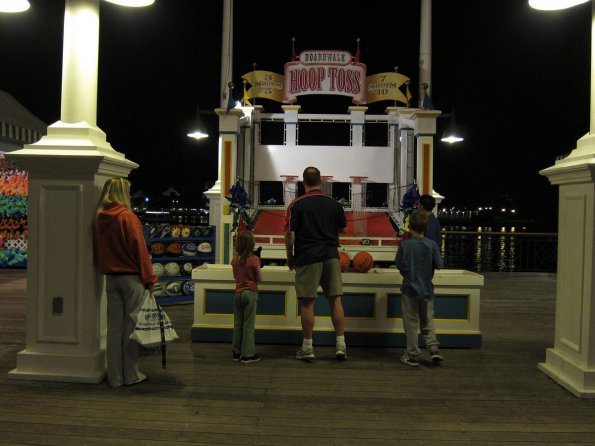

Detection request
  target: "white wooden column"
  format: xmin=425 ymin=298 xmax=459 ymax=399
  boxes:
xmin=537 ymin=3 xmax=595 ymax=397
xmin=411 ymin=110 xmax=440 ymax=196
xmin=395 ymin=109 xmax=416 ymax=207
xmin=206 ymin=108 xmax=242 ymax=265
xmin=419 ymin=0 xmax=432 ymax=107
xmin=219 ymin=0 xmax=233 ymax=109
xmin=539 ymin=132 xmax=595 ymax=398
xmin=386 ymin=107 xmax=402 ymax=211
xmin=349 ymin=106 xmax=368 ymax=149
xmin=282 ymin=105 xmax=301 ymax=147
xmin=6 ymin=0 xmax=138 ymax=383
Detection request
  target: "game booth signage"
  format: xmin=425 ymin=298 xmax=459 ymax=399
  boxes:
xmin=242 ymin=49 xmax=411 ymax=105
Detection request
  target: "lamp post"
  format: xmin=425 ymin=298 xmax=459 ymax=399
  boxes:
xmin=3 ymin=0 xmax=153 ymax=383
xmin=530 ymin=0 xmax=595 ymax=398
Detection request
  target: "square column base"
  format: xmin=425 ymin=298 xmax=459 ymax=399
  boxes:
xmin=8 ymin=349 xmax=105 ymax=384
xmin=538 ymin=348 xmax=595 ymax=398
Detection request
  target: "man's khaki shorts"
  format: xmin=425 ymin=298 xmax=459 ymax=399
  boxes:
xmin=295 ymin=258 xmax=343 ymax=298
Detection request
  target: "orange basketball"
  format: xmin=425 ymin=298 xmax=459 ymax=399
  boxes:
xmin=339 ymin=251 xmax=351 ymax=272
xmin=151 ymin=242 xmax=166 ymax=257
xmin=352 ymin=251 xmax=374 ymax=273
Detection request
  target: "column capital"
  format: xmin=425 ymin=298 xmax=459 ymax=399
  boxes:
xmin=5 ymin=121 xmax=138 ymax=175
xmin=281 ymin=105 xmax=301 ymax=112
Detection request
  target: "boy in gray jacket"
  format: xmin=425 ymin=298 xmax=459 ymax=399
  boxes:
xmin=395 ymin=210 xmax=444 ymax=367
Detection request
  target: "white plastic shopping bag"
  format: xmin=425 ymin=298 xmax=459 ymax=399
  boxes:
xmin=130 ymin=289 xmax=179 ymax=349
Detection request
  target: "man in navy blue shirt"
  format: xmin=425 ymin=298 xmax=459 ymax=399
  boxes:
xmin=284 ymin=167 xmax=347 ymax=361
xmin=419 ymin=194 xmax=441 ymax=248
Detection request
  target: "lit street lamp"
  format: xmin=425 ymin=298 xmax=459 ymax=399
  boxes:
xmin=0 ymin=0 xmax=29 ymax=12
xmin=440 ymin=111 xmax=464 ymax=144
xmin=186 ymin=105 xmax=210 ymax=141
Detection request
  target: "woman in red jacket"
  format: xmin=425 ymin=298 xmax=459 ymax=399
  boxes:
xmin=94 ymin=177 xmax=157 ymax=388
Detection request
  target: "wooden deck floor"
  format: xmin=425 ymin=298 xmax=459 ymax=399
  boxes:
xmin=1 ymin=270 xmax=595 ymax=445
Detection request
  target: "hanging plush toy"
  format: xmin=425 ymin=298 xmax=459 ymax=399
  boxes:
xmin=397 ymin=182 xmax=420 ymax=245
xmin=225 ymin=180 xmax=260 ymax=234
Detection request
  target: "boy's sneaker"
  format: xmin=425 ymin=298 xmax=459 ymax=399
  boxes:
xmin=335 ymin=343 xmax=347 ymax=360
xmin=430 ymin=349 xmax=443 ymax=363
xmin=124 ymin=372 xmax=148 ymax=386
xmin=232 ymin=352 xmax=241 ymax=362
xmin=400 ymin=354 xmax=419 ymax=367
xmin=240 ymin=354 xmax=261 ymax=364
xmin=296 ymin=347 xmax=315 ymax=361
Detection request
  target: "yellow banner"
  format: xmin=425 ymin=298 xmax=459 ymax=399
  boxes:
xmin=242 ymin=70 xmax=285 ymax=103
xmin=365 ymin=72 xmax=410 ymax=105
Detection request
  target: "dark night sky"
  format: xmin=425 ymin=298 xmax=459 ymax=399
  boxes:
xmin=0 ymin=0 xmax=591 ymax=229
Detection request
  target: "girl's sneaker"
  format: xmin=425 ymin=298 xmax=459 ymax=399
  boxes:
xmin=240 ymin=354 xmax=261 ymax=364
xmin=400 ymin=353 xmax=419 ymax=367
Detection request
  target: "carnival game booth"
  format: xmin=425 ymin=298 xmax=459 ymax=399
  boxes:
xmin=192 ymin=48 xmax=483 ymax=347
xmin=192 ymin=265 xmax=483 ymax=347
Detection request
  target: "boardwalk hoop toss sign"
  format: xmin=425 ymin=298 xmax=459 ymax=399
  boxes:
xmin=283 ymin=50 xmax=366 ymax=104
xmin=242 ymin=48 xmax=411 ymax=106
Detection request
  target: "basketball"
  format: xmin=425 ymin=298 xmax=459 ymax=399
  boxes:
xmin=151 ymin=242 xmax=166 ymax=257
xmin=166 ymin=242 xmax=183 ymax=256
xmin=352 ymin=251 xmax=374 ymax=273
xmin=339 ymin=251 xmax=350 ymax=272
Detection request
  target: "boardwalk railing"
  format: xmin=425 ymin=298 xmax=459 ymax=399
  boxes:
xmin=441 ymin=230 xmax=558 ymax=273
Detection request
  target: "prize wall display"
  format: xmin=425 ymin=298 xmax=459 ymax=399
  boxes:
xmin=0 ymin=153 xmax=27 ymax=268
xmin=144 ymin=223 xmax=215 ymax=304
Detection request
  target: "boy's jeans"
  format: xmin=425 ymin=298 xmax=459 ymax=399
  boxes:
xmin=401 ymin=292 xmax=439 ymax=357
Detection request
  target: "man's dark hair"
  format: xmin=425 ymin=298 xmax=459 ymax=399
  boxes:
xmin=419 ymin=194 xmax=436 ymax=211
xmin=303 ymin=166 xmax=321 ymax=187
xmin=409 ymin=210 xmax=429 ymax=234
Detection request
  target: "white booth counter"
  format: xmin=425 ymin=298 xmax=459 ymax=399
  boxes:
xmin=192 ymin=264 xmax=483 ymax=347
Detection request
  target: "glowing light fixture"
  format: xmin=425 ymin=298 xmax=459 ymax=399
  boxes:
xmin=0 ymin=0 xmax=30 ymax=13
xmin=0 ymin=1 xmax=154 ymax=14
xmin=187 ymin=129 xmax=208 ymax=140
xmin=103 ymin=0 xmax=155 ymax=6
xmin=440 ymin=124 xmax=464 ymax=143
xmin=186 ymin=105 xmax=209 ymax=140
xmin=529 ymin=0 xmax=588 ymax=10
xmin=440 ymin=110 xmax=464 ymax=144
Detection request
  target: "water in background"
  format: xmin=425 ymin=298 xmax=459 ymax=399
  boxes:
xmin=441 ymin=226 xmax=558 ymax=273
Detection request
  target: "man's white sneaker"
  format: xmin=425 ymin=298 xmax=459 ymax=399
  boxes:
xmin=296 ymin=347 xmax=315 ymax=361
